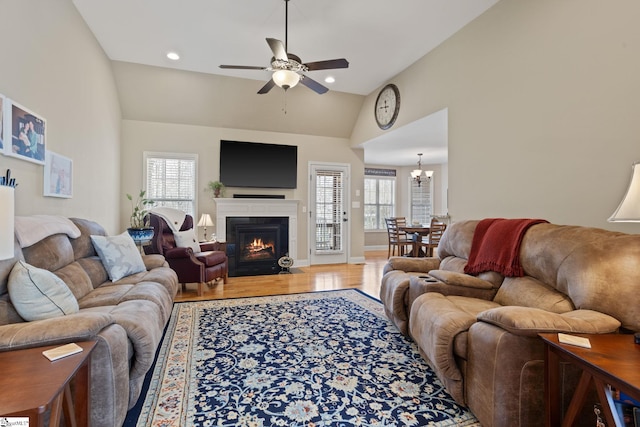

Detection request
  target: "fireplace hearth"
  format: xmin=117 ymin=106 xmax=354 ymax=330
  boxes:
xmin=226 ymin=217 xmax=289 ymax=276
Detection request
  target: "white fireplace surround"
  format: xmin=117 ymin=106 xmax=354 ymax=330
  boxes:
xmin=214 ymin=198 xmax=299 ymax=262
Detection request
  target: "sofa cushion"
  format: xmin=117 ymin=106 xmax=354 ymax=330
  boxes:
xmin=173 ymin=229 xmax=201 ymax=253
xmin=8 ymin=260 xmax=79 ymax=321
xmin=91 ymin=232 xmax=146 ymax=281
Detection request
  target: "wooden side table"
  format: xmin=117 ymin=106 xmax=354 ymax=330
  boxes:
xmin=0 ymin=340 xmax=97 ymax=427
xmin=540 ymin=333 xmax=640 ymax=427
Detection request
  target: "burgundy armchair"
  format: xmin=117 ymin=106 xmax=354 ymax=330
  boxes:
xmin=145 ymin=213 xmax=228 ymax=296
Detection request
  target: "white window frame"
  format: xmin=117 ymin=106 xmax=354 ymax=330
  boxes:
xmin=364 ymin=176 xmax=396 ymax=231
xmin=143 ymin=151 xmax=198 ymax=218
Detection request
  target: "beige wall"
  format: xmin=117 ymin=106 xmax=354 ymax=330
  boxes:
xmin=112 ymin=61 xmax=364 ymax=139
xmin=0 ymin=0 xmax=121 ymax=232
xmin=121 ymin=120 xmax=365 ymax=263
xmin=352 ymin=0 xmax=640 ymax=233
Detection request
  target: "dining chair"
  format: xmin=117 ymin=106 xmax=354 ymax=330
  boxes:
xmin=385 ymin=217 xmax=412 ymax=258
xmin=420 ymin=217 xmax=447 ymax=257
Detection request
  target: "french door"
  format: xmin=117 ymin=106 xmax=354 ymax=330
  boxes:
xmin=308 ymin=162 xmax=350 ymax=265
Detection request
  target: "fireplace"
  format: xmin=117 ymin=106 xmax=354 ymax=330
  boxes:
xmin=226 ymin=217 xmax=289 ymax=276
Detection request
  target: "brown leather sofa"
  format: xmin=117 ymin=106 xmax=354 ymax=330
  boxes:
xmin=0 ymin=217 xmax=179 ymax=427
xmin=380 ymin=219 xmax=640 ymax=427
xmin=145 ymin=213 xmax=228 ymax=296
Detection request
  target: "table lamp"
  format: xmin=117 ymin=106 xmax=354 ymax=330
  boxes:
xmin=0 ymin=186 xmax=15 ymax=260
xmin=608 ymin=162 xmax=640 ymax=222
xmin=197 ymin=213 xmax=214 ymax=241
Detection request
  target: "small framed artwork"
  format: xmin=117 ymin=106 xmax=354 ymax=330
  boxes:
xmin=44 ymin=150 xmax=73 ymax=198
xmin=6 ymin=99 xmax=46 ymax=164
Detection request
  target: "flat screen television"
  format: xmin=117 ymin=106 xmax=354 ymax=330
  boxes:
xmin=219 ymin=140 xmax=298 ymax=189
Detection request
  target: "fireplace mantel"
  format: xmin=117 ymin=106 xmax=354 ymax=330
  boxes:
xmin=214 ymin=198 xmax=299 ymax=261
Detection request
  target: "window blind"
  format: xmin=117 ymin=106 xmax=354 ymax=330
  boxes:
xmin=145 ymin=153 xmax=197 ymax=217
xmin=409 ymin=178 xmax=432 ymax=225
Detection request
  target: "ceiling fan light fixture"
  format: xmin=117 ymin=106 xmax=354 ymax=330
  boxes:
xmin=272 ymin=69 xmax=300 ymax=90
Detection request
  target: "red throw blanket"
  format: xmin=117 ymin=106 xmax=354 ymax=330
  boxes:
xmin=464 ymin=218 xmax=549 ymax=277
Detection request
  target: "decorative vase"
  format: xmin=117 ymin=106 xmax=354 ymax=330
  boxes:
xmin=127 ymin=227 xmax=154 ymax=243
xmin=214 ymin=188 xmax=221 ymax=198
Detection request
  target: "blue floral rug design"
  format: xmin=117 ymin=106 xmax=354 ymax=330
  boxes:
xmin=135 ymin=290 xmax=480 ymax=426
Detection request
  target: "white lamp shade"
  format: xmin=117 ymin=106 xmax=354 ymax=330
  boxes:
xmin=425 ymin=170 xmax=434 ymax=179
xmin=0 ymin=186 xmax=15 ymax=260
xmin=609 ymin=162 xmax=640 ymax=222
xmin=197 ymin=213 xmax=214 ymax=227
xmin=411 ymin=169 xmax=422 ymax=178
xmin=272 ymin=70 xmax=301 ymax=89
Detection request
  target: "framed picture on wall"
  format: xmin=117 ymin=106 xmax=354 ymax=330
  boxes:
xmin=44 ymin=150 xmax=73 ymax=198
xmin=6 ymin=99 xmax=46 ymax=164
xmin=0 ymin=94 xmax=6 ymax=154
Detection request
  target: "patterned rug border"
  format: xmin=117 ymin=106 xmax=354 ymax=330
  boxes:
xmin=127 ymin=289 xmax=480 ymax=426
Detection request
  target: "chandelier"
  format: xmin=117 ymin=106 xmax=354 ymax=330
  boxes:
xmin=410 ymin=153 xmax=434 ymax=187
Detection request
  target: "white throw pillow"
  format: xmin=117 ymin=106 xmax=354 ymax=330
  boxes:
xmin=173 ymin=229 xmax=201 ymax=253
xmin=8 ymin=260 xmax=79 ymax=321
xmin=90 ymin=232 xmax=147 ymax=281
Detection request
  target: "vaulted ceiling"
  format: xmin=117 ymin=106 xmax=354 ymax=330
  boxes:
xmin=72 ymin=0 xmax=499 ymax=165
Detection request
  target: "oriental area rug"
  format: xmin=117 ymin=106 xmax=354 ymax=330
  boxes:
xmin=127 ymin=289 xmax=480 ymax=426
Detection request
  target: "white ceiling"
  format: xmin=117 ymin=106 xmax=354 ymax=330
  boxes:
xmin=364 ymin=108 xmax=448 ymax=166
xmin=72 ymin=0 xmax=498 ymax=165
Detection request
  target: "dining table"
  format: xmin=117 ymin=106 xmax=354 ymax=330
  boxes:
xmin=398 ymin=225 xmax=431 ymax=257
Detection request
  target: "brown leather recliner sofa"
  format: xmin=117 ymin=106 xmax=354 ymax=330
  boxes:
xmin=380 ymin=219 xmax=640 ymax=427
xmin=145 ymin=212 xmax=228 ymax=296
xmin=0 ymin=217 xmax=179 ymax=427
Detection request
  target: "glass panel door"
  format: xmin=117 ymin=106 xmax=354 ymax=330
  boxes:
xmin=309 ymin=163 xmax=349 ymax=265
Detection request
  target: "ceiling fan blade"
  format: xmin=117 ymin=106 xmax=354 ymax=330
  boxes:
xmin=257 ymin=79 xmax=276 ymax=94
xmin=266 ymin=38 xmax=288 ymax=61
xmin=219 ymin=65 xmax=267 ymax=70
xmin=304 ymin=58 xmax=349 ymax=71
xmin=300 ymin=75 xmax=329 ymax=94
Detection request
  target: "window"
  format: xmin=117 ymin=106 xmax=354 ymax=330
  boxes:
xmin=364 ymin=176 xmax=395 ymax=230
xmin=144 ymin=152 xmax=197 ymax=217
xmin=409 ymin=177 xmax=433 ymax=225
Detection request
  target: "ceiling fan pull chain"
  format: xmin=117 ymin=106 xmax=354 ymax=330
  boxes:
xmin=282 ymin=90 xmax=288 ymax=115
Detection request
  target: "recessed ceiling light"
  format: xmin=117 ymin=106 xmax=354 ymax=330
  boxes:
xmin=324 ymin=76 xmax=335 ymax=84
xmin=167 ymin=52 xmax=180 ymax=61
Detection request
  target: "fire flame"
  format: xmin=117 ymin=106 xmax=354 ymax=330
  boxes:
xmin=247 ymin=238 xmax=273 ymax=252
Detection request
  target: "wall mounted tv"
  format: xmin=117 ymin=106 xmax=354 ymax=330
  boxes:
xmin=219 ymin=140 xmax=298 ymax=189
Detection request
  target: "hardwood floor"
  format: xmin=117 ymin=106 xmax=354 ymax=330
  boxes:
xmin=174 ymin=250 xmax=388 ymax=302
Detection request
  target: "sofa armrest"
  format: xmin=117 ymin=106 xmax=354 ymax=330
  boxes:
xmin=141 ymin=254 xmax=167 ymax=270
xmin=477 ymin=306 xmax=621 ymax=337
xmin=164 ymin=247 xmax=193 ymax=259
xmin=428 ymin=270 xmax=495 ymax=289
xmin=382 ymin=257 xmax=440 ymax=275
xmin=0 ymin=311 xmax=115 ymax=351
xmin=423 ymin=270 xmax=498 ymax=300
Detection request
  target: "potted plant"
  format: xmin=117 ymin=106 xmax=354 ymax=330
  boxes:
xmin=207 ymin=181 xmax=225 ymax=198
xmin=126 ymin=190 xmax=155 ymax=242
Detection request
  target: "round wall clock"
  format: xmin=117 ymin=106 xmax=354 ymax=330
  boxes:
xmin=374 ymin=83 xmax=400 ymax=130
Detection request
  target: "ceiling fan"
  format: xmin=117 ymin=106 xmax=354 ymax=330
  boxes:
xmin=219 ymin=0 xmax=349 ymax=95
